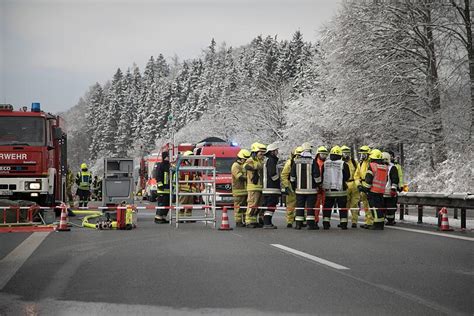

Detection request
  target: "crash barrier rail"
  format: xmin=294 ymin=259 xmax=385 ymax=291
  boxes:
xmin=397 ymin=192 xmax=473 ymax=230
xmin=169 ymin=154 xmax=217 ymax=228
xmin=1 ymin=205 xmax=40 ymax=224
xmin=0 ymin=205 xmax=56 ymax=225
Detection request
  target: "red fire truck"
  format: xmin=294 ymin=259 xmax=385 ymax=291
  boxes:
xmin=193 ymin=137 xmax=240 ymax=205
xmin=0 ymin=103 xmax=67 ymax=206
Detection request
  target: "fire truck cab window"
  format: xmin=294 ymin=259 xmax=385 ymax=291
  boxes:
xmin=215 ymin=158 xmax=234 ymax=174
xmin=0 ymin=117 xmax=46 ymax=146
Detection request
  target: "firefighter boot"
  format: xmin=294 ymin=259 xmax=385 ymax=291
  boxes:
xmin=295 ymin=221 xmax=303 ymax=230
xmin=263 ymin=215 xmax=277 ymax=229
xmin=323 ymin=221 xmax=330 ymax=230
xmin=307 ymin=220 xmax=317 ymax=230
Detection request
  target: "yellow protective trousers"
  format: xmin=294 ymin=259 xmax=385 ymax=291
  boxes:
xmin=360 ymin=192 xmax=372 ymax=225
xmin=286 ymin=192 xmax=296 ymax=224
xmin=233 ymin=195 xmax=247 ymax=223
xmin=178 ymin=195 xmax=194 ymax=216
xmin=346 ymin=181 xmax=360 ymax=224
xmin=246 ymin=191 xmax=263 ymax=224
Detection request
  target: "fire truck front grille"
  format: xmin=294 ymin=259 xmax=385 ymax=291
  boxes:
xmin=216 ymin=184 xmax=232 ymax=193
xmin=0 ymin=165 xmax=30 ymax=172
xmin=0 ymin=184 xmax=16 ymax=190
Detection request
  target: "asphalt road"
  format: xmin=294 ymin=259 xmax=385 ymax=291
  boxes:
xmin=0 ymin=202 xmax=473 ymax=315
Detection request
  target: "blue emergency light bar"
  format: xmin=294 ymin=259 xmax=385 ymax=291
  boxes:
xmin=31 ymin=102 xmax=41 ymax=112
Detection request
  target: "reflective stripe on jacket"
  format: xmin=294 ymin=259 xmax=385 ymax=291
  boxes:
xmin=156 ymin=161 xmax=170 ymax=194
xmin=290 ymin=156 xmax=317 ymax=194
xmin=384 ymin=164 xmax=400 ymax=197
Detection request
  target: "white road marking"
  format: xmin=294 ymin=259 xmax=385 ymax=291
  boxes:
xmin=385 ymin=226 xmax=474 ymax=241
xmin=271 ymin=244 xmax=350 ymax=270
xmin=275 ymin=210 xmax=474 ymax=242
xmin=0 ymin=232 xmax=50 ymax=290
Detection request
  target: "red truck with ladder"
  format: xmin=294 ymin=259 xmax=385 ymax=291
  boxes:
xmin=0 ymin=103 xmax=67 ymax=206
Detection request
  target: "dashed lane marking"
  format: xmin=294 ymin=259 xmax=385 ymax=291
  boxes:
xmin=0 ymin=232 xmax=50 ymax=290
xmin=271 ymin=244 xmax=350 ymax=270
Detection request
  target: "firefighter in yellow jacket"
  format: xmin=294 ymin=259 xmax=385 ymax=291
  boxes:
xmin=354 ymin=145 xmax=372 ymax=229
xmin=280 ymin=147 xmax=303 ymax=228
xmin=232 ymin=149 xmax=250 ymax=227
xmin=178 ymin=151 xmax=195 ymax=218
xmin=341 ymin=145 xmax=359 ymax=228
xmin=244 ymin=142 xmax=266 ymax=228
xmin=75 ymin=163 xmax=92 ymax=208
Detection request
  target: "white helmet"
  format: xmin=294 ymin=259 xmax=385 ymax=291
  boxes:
xmin=266 ymin=143 xmax=279 ymax=153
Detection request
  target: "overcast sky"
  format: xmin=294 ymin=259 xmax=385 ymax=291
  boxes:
xmin=0 ymin=0 xmax=342 ymax=113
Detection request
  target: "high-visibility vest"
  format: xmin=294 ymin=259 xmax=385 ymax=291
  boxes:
xmin=395 ymin=163 xmax=404 ymax=188
xmin=294 ymin=157 xmax=317 ymax=194
xmin=369 ymin=162 xmax=388 ymax=194
xmin=78 ymin=171 xmax=91 ymax=190
xmin=323 ymin=160 xmax=344 ymax=192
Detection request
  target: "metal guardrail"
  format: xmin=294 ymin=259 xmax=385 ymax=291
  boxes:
xmin=397 ymin=192 xmax=473 ymax=230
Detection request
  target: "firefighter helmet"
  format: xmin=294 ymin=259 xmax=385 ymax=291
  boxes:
xmin=359 ymin=145 xmax=371 ymax=154
xmin=294 ymin=146 xmax=304 ymax=156
xmin=330 ymin=146 xmax=342 ymax=156
xmin=266 ymin=143 xmax=279 ymax=153
xmin=302 ymin=142 xmax=313 ymax=152
xmin=237 ymin=149 xmax=251 ymax=159
xmin=341 ymin=145 xmax=351 ymax=153
xmin=251 ymin=142 xmax=266 ymax=152
xmin=382 ymin=152 xmax=391 ymax=163
xmin=183 ymin=150 xmax=193 ymax=156
xmin=317 ymin=146 xmax=329 ymax=154
xmin=80 ymin=163 xmax=88 ymax=170
xmin=369 ymin=149 xmax=383 ymax=160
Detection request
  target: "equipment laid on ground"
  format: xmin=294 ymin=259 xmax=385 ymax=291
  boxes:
xmin=0 ymin=103 xmax=67 ymax=207
xmin=74 ymin=205 xmax=137 ymax=230
xmin=102 ymin=158 xmax=134 ymax=206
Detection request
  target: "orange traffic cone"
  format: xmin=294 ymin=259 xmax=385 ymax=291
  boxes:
xmin=218 ymin=207 xmax=233 ymax=231
xmin=439 ymin=208 xmax=453 ymax=231
xmin=56 ymin=203 xmax=70 ymax=232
